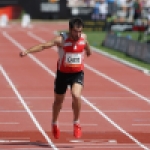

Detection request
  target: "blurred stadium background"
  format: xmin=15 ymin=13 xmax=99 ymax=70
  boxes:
xmin=0 ymin=0 xmax=150 ymax=69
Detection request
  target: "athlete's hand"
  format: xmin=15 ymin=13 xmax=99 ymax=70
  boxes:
xmin=19 ymin=51 xmax=27 ymax=57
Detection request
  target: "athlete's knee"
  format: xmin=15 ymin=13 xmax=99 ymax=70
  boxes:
xmin=71 ymin=84 xmax=82 ymax=100
xmin=54 ymin=98 xmax=63 ymax=105
xmin=53 ymin=94 xmax=65 ymax=106
xmin=72 ymin=92 xmax=81 ymax=101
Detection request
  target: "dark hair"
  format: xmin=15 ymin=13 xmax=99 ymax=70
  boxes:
xmin=69 ymin=18 xmax=84 ymax=29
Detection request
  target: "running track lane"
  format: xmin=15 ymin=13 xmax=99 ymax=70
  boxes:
xmin=0 ymin=24 xmax=150 ymax=149
xmin=0 ymin=30 xmax=58 ymax=149
xmin=0 ymin=27 xmax=137 ymax=150
xmin=26 ymin=27 xmax=150 ymax=146
xmin=0 ymin=26 xmax=131 ymax=150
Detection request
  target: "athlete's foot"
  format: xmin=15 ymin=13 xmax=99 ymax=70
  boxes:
xmin=74 ymin=124 xmax=82 ymax=138
xmin=52 ymin=124 xmax=60 ymax=139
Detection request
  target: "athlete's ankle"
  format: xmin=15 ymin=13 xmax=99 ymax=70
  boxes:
xmin=73 ymin=120 xmax=80 ymax=125
xmin=52 ymin=121 xmax=58 ymax=125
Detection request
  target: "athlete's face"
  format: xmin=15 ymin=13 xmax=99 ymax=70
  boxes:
xmin=70 ymin=25 xmax=83 ymax=41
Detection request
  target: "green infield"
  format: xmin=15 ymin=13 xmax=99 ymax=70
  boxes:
xmin=85 ymin=31 xmax=150 ymax=70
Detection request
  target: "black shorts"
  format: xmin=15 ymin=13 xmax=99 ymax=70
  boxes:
xmin=54 ymin=70 xmax=84 ymax=94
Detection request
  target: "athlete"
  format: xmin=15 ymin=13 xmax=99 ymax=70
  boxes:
xmin=20 ymin=18 xmax=92 ymax=139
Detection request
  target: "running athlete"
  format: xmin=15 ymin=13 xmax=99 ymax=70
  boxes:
xmin=20 ymin=18 xmax=92 ymax=139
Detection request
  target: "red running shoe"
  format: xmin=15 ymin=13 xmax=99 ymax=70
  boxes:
xmin=52 ymin=124 xmax=60 ymax=139
xmin=74 ymin=124 xmax=82 ymax=138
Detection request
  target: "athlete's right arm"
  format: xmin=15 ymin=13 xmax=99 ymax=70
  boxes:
xmin=20 ymin=35 xmax=62 ymax=57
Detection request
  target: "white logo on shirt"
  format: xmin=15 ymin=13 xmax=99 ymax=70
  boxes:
xmin=74 ymin=45 xmax=77 ymax=50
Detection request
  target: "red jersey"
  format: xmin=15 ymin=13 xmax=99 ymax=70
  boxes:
xmin=57 ymin=33 xmax=86 ymax=73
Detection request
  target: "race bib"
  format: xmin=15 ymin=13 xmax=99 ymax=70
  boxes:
xmin=65 ymin=53 xmax=82 ymax=67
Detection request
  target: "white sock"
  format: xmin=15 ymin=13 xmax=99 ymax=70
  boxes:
xmin=52 ymin=122 xmax=58 ymax=125
xmin=74 ymin=120 xmax=80 ymax=125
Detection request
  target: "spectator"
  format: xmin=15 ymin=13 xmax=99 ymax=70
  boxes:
xmin=107 ymin=0 xmax=116 ymax=15
xmin=99 ymin=0 xmax=108 ymax=20
xmin=126 ymin=0 xmax=134 ymax=22
xmin=91 ymin=0 xmax=100 ymax=20
xmin=67 ymin=0 xmax=78 ymax=7
xmin=133 ymin=0 xmax=142 ymax=20
xmin=116 ymin=5 xmax=127 ymax=22
xmin=117 ymin=0 xmax=127 ymax=8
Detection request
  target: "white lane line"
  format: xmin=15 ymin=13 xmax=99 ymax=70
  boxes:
xmin=0 ymin=110 xmax=150 ymax=113
xmin=3 ymin=31 xmax=149 ymax=150
xmin=0 ymin=139 xmax=30 ymax=143
xmin=0 ymin=110 xmax=95 ymax=113
xmin=10 ymin=149 xmax=54 ymax=150
xmin=0 ymin=122 xmax=19 ymax=124
xmin=0 ymin=65 xmax=58 ymax=150
xmin=59 ymin=123 xmax=97 ymax=126
xmin=28 ymin=32 xmax=45 ymax=42
xmin=57 ymin=143 xmax=142 ymax=146
xmin=104 ymin=110 xmax=150 ymax=113
xmin=132 ymin=124 xmax=150 ymax=126
xmin=85 ymin=64 xmax=150 ymax=104
xmin=0 ymin=96 xmax=145 ymax=99
xmin=7 ymin=148 xmax=149 ymax=150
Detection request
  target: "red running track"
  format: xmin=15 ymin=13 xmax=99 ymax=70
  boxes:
xmin=0 ymin=22 xmax=150 ymax=150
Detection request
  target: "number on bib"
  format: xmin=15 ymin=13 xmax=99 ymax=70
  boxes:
xmin=65 ymin=53 xmax=82 ymax=67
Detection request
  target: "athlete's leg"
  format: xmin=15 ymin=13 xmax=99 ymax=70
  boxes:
xmin=52 ymin=70 xmax=67 ymax=139
xmin=52 ymin=91 xmax=66 ymax=139
xmin=52 ymin=70 xmax=67 ymax=123
xmin=52 ymin=93 xmax=65 ymax=123
xmin=71 ymin=83 xmax=83 ymax=122
xmin=71 ymin=83 xmax=83 ymax=138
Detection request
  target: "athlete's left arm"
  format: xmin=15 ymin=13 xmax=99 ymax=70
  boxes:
xmin=83 ymin=34 xmax=92 ymax=57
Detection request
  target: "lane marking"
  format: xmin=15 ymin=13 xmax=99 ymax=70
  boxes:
xmin=59 ymin=123 xmax=97 ymax=126
xmin=132 ymin=124 xmax=150 ymax=126
xmin=0 ymin=110 xmax=95 ymax=113
xmin=109 ymin=140 xmax=117 ymax=143
xmin=8 ymin=147 xmax=149 ymax=149
xmin=52 ymin=143 xmax=150 ymax=146
xmin=3 ymin=31 xmax=150 ymax=150
xmin=70 ymin=139 xmax=117 ymax=143
xmin=1 ymin=110 xmax=150 ymax=113
xmin=28 ymin=32 xmax=45 ymax=42
xmin=70 ymin=140 xmax=84 ymax=143
xmin=0 ymin=65 xmax=58 ymax=150
xmin=85 ymin=64 xmax=150 ymax=104
xmin=0 ymin=122 xmax=19 ymax=124
xmin=104 ymin=110 xmax=150 ymax=113
xmin=0 ymin=96 xmax=147 ymax=99
xmin=0 ymin=139 xmax=30 ymax=143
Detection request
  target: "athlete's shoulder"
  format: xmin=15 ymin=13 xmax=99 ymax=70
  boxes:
xmin=50 ymin=34 xmax=64 ymax=47
xmin=81 ymin=33 xmax=87 ymax=40
xmin=60 ymin=32 xmax=69 ymax=40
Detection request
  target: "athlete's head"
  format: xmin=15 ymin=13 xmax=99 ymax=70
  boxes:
xmin=69 ymin=18 xmax=84 ymax=41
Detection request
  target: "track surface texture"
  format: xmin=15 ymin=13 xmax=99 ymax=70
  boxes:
xmin=0 ymin=22 xmax=150 ymax=150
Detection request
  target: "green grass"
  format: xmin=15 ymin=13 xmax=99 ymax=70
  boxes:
xmin=85 ymin=31 xmax=150 ymax=70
